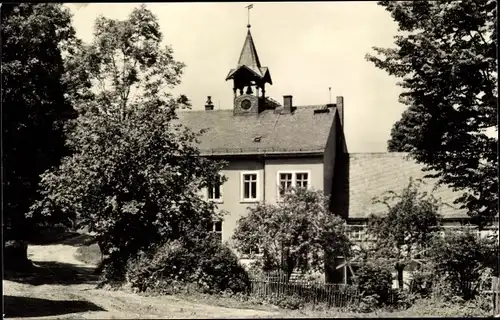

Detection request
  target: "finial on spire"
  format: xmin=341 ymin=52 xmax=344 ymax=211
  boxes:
xmin=246 ymin=4 xmax=253 ymax=28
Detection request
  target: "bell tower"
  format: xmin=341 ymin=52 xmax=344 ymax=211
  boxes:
xmin=225 ymin=5 xmax=272 ymax=115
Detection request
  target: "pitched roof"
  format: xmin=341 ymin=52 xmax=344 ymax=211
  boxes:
xmin=225 ymin=29 xmax=272 ymax=84
xmin=238 ymin=29 xmax=261 ymax=69
xmin=347 ymin=152 xmax=468 ymax=220
xmin=177 ymin=105 xmax=338 ymax=156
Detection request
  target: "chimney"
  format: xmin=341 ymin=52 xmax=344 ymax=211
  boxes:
xmin=205 ymin=96 xmax=214 ymax=110
xmin=336 ymin=96 xmax=344 ymax=127
xmin=283 ymin=95 xmax=293 ymax=113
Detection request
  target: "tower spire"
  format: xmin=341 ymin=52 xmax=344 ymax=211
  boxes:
xmin=246 ymin=4 xmax=253 ymax=28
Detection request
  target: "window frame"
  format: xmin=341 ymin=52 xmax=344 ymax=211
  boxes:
xmin=210 ymin=220 xmax=223 ymax=243
xmin=240 ymin=171 xmax=261 ymax=203
xmin=206 ymin=173 xmax=224 ymax=203
xmin=276 ymin=170 xmax=311 ymax=201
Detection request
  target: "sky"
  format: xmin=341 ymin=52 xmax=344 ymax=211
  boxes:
xmin=66 ymin=2 xmax=404 ymax=153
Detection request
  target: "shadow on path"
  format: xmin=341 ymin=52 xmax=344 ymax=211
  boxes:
xmin=4 ymin=295 xmax=106 ymax=318
xmin=4 ymin=261 xmax=99 ymax=286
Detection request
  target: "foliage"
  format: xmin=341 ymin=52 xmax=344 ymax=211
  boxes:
xmin=232 ymin=188 xmax=351 ymax=281
xmin=352 ymin=262 xmax=393 ymax=309
xmin=366 ymin=178 xmax=441 ymax=289
xmin=2 ymin=3 xmax=80 ymax=241
xmin=402 ymin=295 xmax=491 ymax=317
xmin=125 ymin=236 xmax=250 ymax=295
xmin=408 ymin=267 xmax=434 ymax=297
xmin=3 ymin=241 xmax=32 ymax=271
xmin=367 ymin=0 xmax=498 ymax=227
xmin=30 ymin=5 xmax=226 ymax=284
xmin=427 ymin=228 xmax=498 ymax=300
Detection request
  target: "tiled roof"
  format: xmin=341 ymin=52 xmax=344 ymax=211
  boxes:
xmin=348 ymin=152 xmax=468 ymax=220
xmin=177 ymin=105 xmax=338 ymax=156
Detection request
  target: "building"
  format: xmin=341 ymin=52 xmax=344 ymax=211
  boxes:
xmin=178 ymin=24 xmax=347 ymax=244
xmin=178 ymin=23 xmax=498 ymax=283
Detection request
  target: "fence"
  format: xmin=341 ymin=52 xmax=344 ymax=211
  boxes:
xmin=493 ymin=277 xmax=500 ymax=315
xmin=249 ymin=272 xmax=359 ymax=308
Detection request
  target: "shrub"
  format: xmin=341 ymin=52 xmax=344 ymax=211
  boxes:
xmin=353 ymin=262 xmax=393 ymax=308
xmin=125 ymin=237 xmax=250 ymax=295
xmin=404 ymin=296 xmax=491 ymax=317
xmin=4 ymin=240 xmax=32 ymax=271
xmin=428 ymin=229 xmax=497 ymax=300
xmin=408 ymin=268 xmax=434 ymax=297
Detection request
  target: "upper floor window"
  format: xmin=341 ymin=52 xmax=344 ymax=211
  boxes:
xmin=277 ymin=171 xmax=310 ymax=200
xmin=241 ymin=171 xmax=260 ymax=202
xmin=207 ymin=175 xmax=223 ymax=202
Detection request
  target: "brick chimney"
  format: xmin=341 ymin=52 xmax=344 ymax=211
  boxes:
xmin=336 ymin=96 xmax=344 ymax=127
xmin=205 ymin=96 xmax=214 ymax=110
xmin=283 ymin=95 xmax=293 ymax=113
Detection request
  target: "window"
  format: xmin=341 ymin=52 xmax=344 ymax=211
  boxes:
xmin=241 ymin=172 xmax=259 ymax=202
xmin=207 ymin=175 xmax=223 ymax=202
xmin=277 ymin=171 xmax=310 ymax=200
xmin=210 ymin=220 xmax=222 ymax=242
xmin=279 ymin=173 xmax=293 ymax=198
xmin=347 ymin=225 xmax=366 ymax=242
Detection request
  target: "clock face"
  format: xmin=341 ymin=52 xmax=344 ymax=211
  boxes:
xmin=241 ymin=99 xmax=252 ymax=110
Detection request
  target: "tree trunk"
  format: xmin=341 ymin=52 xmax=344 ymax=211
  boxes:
xmin=395 ymin=264 xmax=405 ymax=290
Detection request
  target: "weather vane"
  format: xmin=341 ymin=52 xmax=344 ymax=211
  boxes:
xmin=246 ymin=4 xmax=254 ymax=28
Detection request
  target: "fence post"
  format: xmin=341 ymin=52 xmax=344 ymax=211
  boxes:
xmin=493 ymin=277 xmax=499 ymax=316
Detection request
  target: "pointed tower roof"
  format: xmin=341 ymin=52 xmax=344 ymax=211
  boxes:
xmin=226 ymin=27 xmax=272 ymax=85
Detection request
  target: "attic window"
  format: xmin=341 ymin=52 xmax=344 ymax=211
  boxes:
xmin=253 ymin=136 xmax=262 ymax=143
xmin=313 ymin=108 xmax=330 ymax=114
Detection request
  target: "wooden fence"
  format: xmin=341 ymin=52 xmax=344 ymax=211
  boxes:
xmin=493 ymin=277 xmax=500 ymax=316
xmin=249 ymin=273 xmax=359 ymax=308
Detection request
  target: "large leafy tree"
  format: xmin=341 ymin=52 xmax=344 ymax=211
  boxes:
xmin=2 ymin=4 xmax=79 ymax=241
xmin=30 ymin=5 xmax=225 ymax=283
xmin=366 ymin=1 xmax=498 ymax=227
xmin=365 ymin=178 xmax=442 ymax=290
xmin=233 ymin=188 xmax=351 ymax=282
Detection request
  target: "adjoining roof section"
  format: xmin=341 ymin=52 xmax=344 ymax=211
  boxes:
xmin=225 ymin=28 xmax=272 ymax=85
xmin=347 ymin=152 xmax=468 ymax=220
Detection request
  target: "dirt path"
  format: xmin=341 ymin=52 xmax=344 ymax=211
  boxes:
xmin=4 ymin=243 xmax=281 ymax=319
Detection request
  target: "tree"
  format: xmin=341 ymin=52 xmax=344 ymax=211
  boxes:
xmin=366 ymin=1 xmax=498 ymax=227
xmin=428 ymin=228 xmax=498 ymax=300
xmin=30 ymin=5 xmax=226 ymax=283
xmin=232 ymin=188 xmax=351 ymax=282
xmin=2 ymin=4 xmax=78 ymax=244
xmin=366 ymin=178 xmax=442 ymax=290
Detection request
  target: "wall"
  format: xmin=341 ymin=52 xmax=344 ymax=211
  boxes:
xmin=215 ymin=159 xmax=264 ymax=243
xmin=211 ymin=155 xmax=325 ymax=243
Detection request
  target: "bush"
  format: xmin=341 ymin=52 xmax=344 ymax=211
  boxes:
xmin=4 ymin=240 xmax=32 ymax=271
xmin=125 ymin=237 xmax=250 ymax=295
xmin=353 ymin=262 xmax=393 ymax=308
xmin=268 ymin=294 xmax=304 ymax=310
xmin=404 ymin=296 xmax=491 ymax=317
xmin=408 ymin=269 xmax=434 ymax=297
xmin=428 ymin=229 xmax=497 ymax=300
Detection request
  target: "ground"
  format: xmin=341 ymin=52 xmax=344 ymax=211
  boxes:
xmin=4 ymin=234 xmax=492 ymax=319
xmin=3 ymin=238 xmax=282 ymax=319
